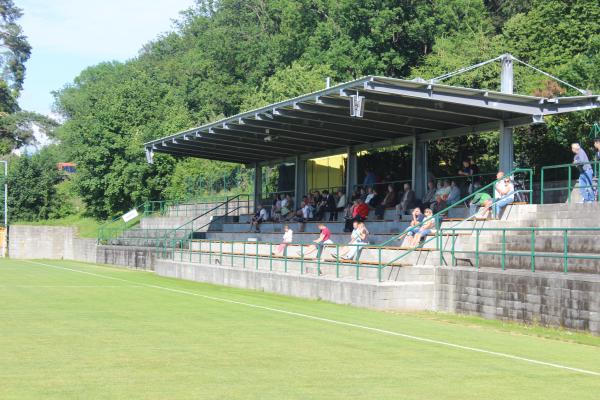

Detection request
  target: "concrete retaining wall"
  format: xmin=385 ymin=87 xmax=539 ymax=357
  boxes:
xmin=434 ymin=267 xmax=600 ymax=334
xmin=96 ymin=245 xmax=156 ymax=270
xmin=8 ymin=225 xmax=98 ymax=263
xmin=155 ymin=260 xmax=435 ymax=310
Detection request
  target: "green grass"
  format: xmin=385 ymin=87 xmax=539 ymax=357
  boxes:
xmin=11 ymin=214 xmax=104 ymax=238
xmin=1 ymin=259 xmax=599 ymax=400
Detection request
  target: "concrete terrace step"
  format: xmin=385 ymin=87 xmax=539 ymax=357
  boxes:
xmin=453 ymin=250 xmax=600 ymax=274
xmin=225 ymin=220 xmax=409 ymax=234
xmin=171 ymin=249 xmax=438 ymax=282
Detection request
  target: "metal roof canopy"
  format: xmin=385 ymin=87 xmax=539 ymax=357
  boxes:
xmin=144 ymin=75 xmax=600 ymax=166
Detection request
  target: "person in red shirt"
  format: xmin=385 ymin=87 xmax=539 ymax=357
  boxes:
xmin=345 ymin=198 xmax=368 ymax=232
xmin=298 ymin=223 xmax=334 ymax=258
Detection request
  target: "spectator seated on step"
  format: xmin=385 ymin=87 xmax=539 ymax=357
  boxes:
xmin=279 ymin=194 xmax=293 ymax=221
xmin=432 ymin=180 xmax=451 ymax=213
xmin=446 ymin=180 xmax=461 ymax=205
xmin=333 ymin=221 xmax=369 ymax=261
xmin=330 ymin=190 xmax=346 ymax=221
xmin=469 ymin=191 xmax=492 ymax=219
xmin=375 ymin=184 xmax=397 ymax=220
xmin=395 ymin=183 xmax=417 ymax=218
xmin=315 ymin=190 xmax=336 ymax=221
xmin=408 ymin=208 xmax=435 ymax=248
xmin=271 ymin=194 xmax=282 ymax=221
xmin=493 ymin=171 xmax=514 ymax=219
xmin=364 ymin=187 xmax=376 ymax=206
xmin=403 ymin=207 xmax=425 ymax=240
xmin=421 ymin=180 xmax=436 ymax=210
xmin=273 ymin=225 xmax=293 ymax=256
xmin=293 ymin=199 xmax=314 ymax=225
xmin=250 ymin=204 xmax=269 ymax=233
xmin=344 ymin=198 xmax=369 ymax=232
xmin=298 ymin=223 xmax=333 ymax=258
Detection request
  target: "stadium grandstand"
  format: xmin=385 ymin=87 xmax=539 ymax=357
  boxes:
xmin=96 ymin=54 xmax=600 ymax=333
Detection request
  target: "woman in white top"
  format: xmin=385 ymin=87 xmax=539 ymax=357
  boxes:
xmin=274 ymin=225 xmax=293 ymax=255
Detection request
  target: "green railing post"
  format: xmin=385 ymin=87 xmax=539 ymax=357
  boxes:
xmin=475 ymin=230 xmax=480 ymax=270
xmin=209 ymin=240 xmax=212 ymax=264
xmin=378 ymin=248 xmax=382 ymax=282
xmin=501 ymin=229 xmax=506 ymax=271
xmin=243 ymin=241 xmax=246 ymax=269
xmin=541 ymin=168 xmax=545 ymax=204
xmin=335 ymin=245 xmax=340 ymax=278
xmin=451 ymin=229 xmax=456 ymax=267
xmin=355 ymin=248 xmax=360 ymax=281
xmin=530 ymin=228 xmax=536 ymax=272
xmin=255 ymin=241 xmax=259 ymax=271
xmin=300 ymin=246 xmax=304 ymax=274
xmin=567 ymin=166 xmax=572 ymax=205
xmin=269 ymin=243 xmax=273 ymax=272
xmin=563 ymin=229 xmax=568 ymax=273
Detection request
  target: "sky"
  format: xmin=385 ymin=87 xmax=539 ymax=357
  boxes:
xmin=17 ymin=0 xmax=195 ymax=117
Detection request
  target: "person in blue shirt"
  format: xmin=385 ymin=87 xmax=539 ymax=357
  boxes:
xmin=571 ymin=143 xmax=594 ymax=203
xmin=363 ymin=169 xmax=376 ymax=188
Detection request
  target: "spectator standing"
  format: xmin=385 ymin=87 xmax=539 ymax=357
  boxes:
xmin=594 ymin=138 xmax=600 ymax=160
xmin=273 ymin=225 xmax=293 ymax=255
xmin=395 ymin=183 xmax=417 ymax=218
xmin=363 ymin=169 xmax=376 ymax=188
xmin=493 ymin=171 xmax=514 ymax=218
xmin=571 ymin=143 xmax=594 ymax=203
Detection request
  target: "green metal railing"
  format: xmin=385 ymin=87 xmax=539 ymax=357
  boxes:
xmin=99 ymin=194 xmax=251 ymax=247
xmin=438 ymin=227 xmax=600 ymax=273
xmin=541 ymin=161 xmax=600 ymax=204
xmin=97 ymin=202 xmax=148 ymax=244
xmin=160 ymin=170 xmax=534 ymax=281
xmin=157 ymin=194 xmax=251 ymax=256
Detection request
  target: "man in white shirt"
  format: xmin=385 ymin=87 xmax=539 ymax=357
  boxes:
xmin=250 ymin=204 xmax=269 ymax=232
xmin=493 ymin=171 xmax=514 ymax=219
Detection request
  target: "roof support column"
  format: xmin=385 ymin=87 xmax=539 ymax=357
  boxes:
xmin=500 ymin=54 xmax=514 ymax=173
xmin=294 ymin=156 xmax=306 ymax=205
xmin=345 ymin=147 xmax=357 ymax=197
xmin=253 ymin=163 xmax=262 ymax=211
xmin=412 ymin=136 xmax=428 ymax=199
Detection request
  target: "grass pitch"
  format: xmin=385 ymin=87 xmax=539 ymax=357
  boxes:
xmin=1 ymin=259 xmax=599 ymax=399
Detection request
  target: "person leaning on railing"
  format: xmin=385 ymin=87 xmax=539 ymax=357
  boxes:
xmin=571 ymin=142 xmax=595 ymax=203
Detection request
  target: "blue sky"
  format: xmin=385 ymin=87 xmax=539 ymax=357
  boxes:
xmin=17 ymin=0 xmax=194 ymax=116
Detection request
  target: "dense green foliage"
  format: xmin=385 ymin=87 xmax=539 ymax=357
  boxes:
xmin=42 ymin=0 xmax=600 ymax=220
xmin=6 ymin=145 xmax=73 ymax=221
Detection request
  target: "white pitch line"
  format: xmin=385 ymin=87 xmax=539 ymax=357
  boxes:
xmin=23 ymin=260 xmax=600 ymax=377
xmin=0 ymin=285 xmax=142 ymax=288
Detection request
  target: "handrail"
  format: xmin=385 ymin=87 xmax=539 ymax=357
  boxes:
xmin=540 ymin=160 xmax=600 ymax=204
xmin=376 ymin=169 xmax=533 ymax=267
xmin=97 ymin=201 xmax=147 ymax=244
xmin=159 ymin=194 xmax=251 ymax=254
xmin=438 ymin=226 xmax=600 ymax=273
xmin=379 ymin=168 xmax=533 ymax=248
